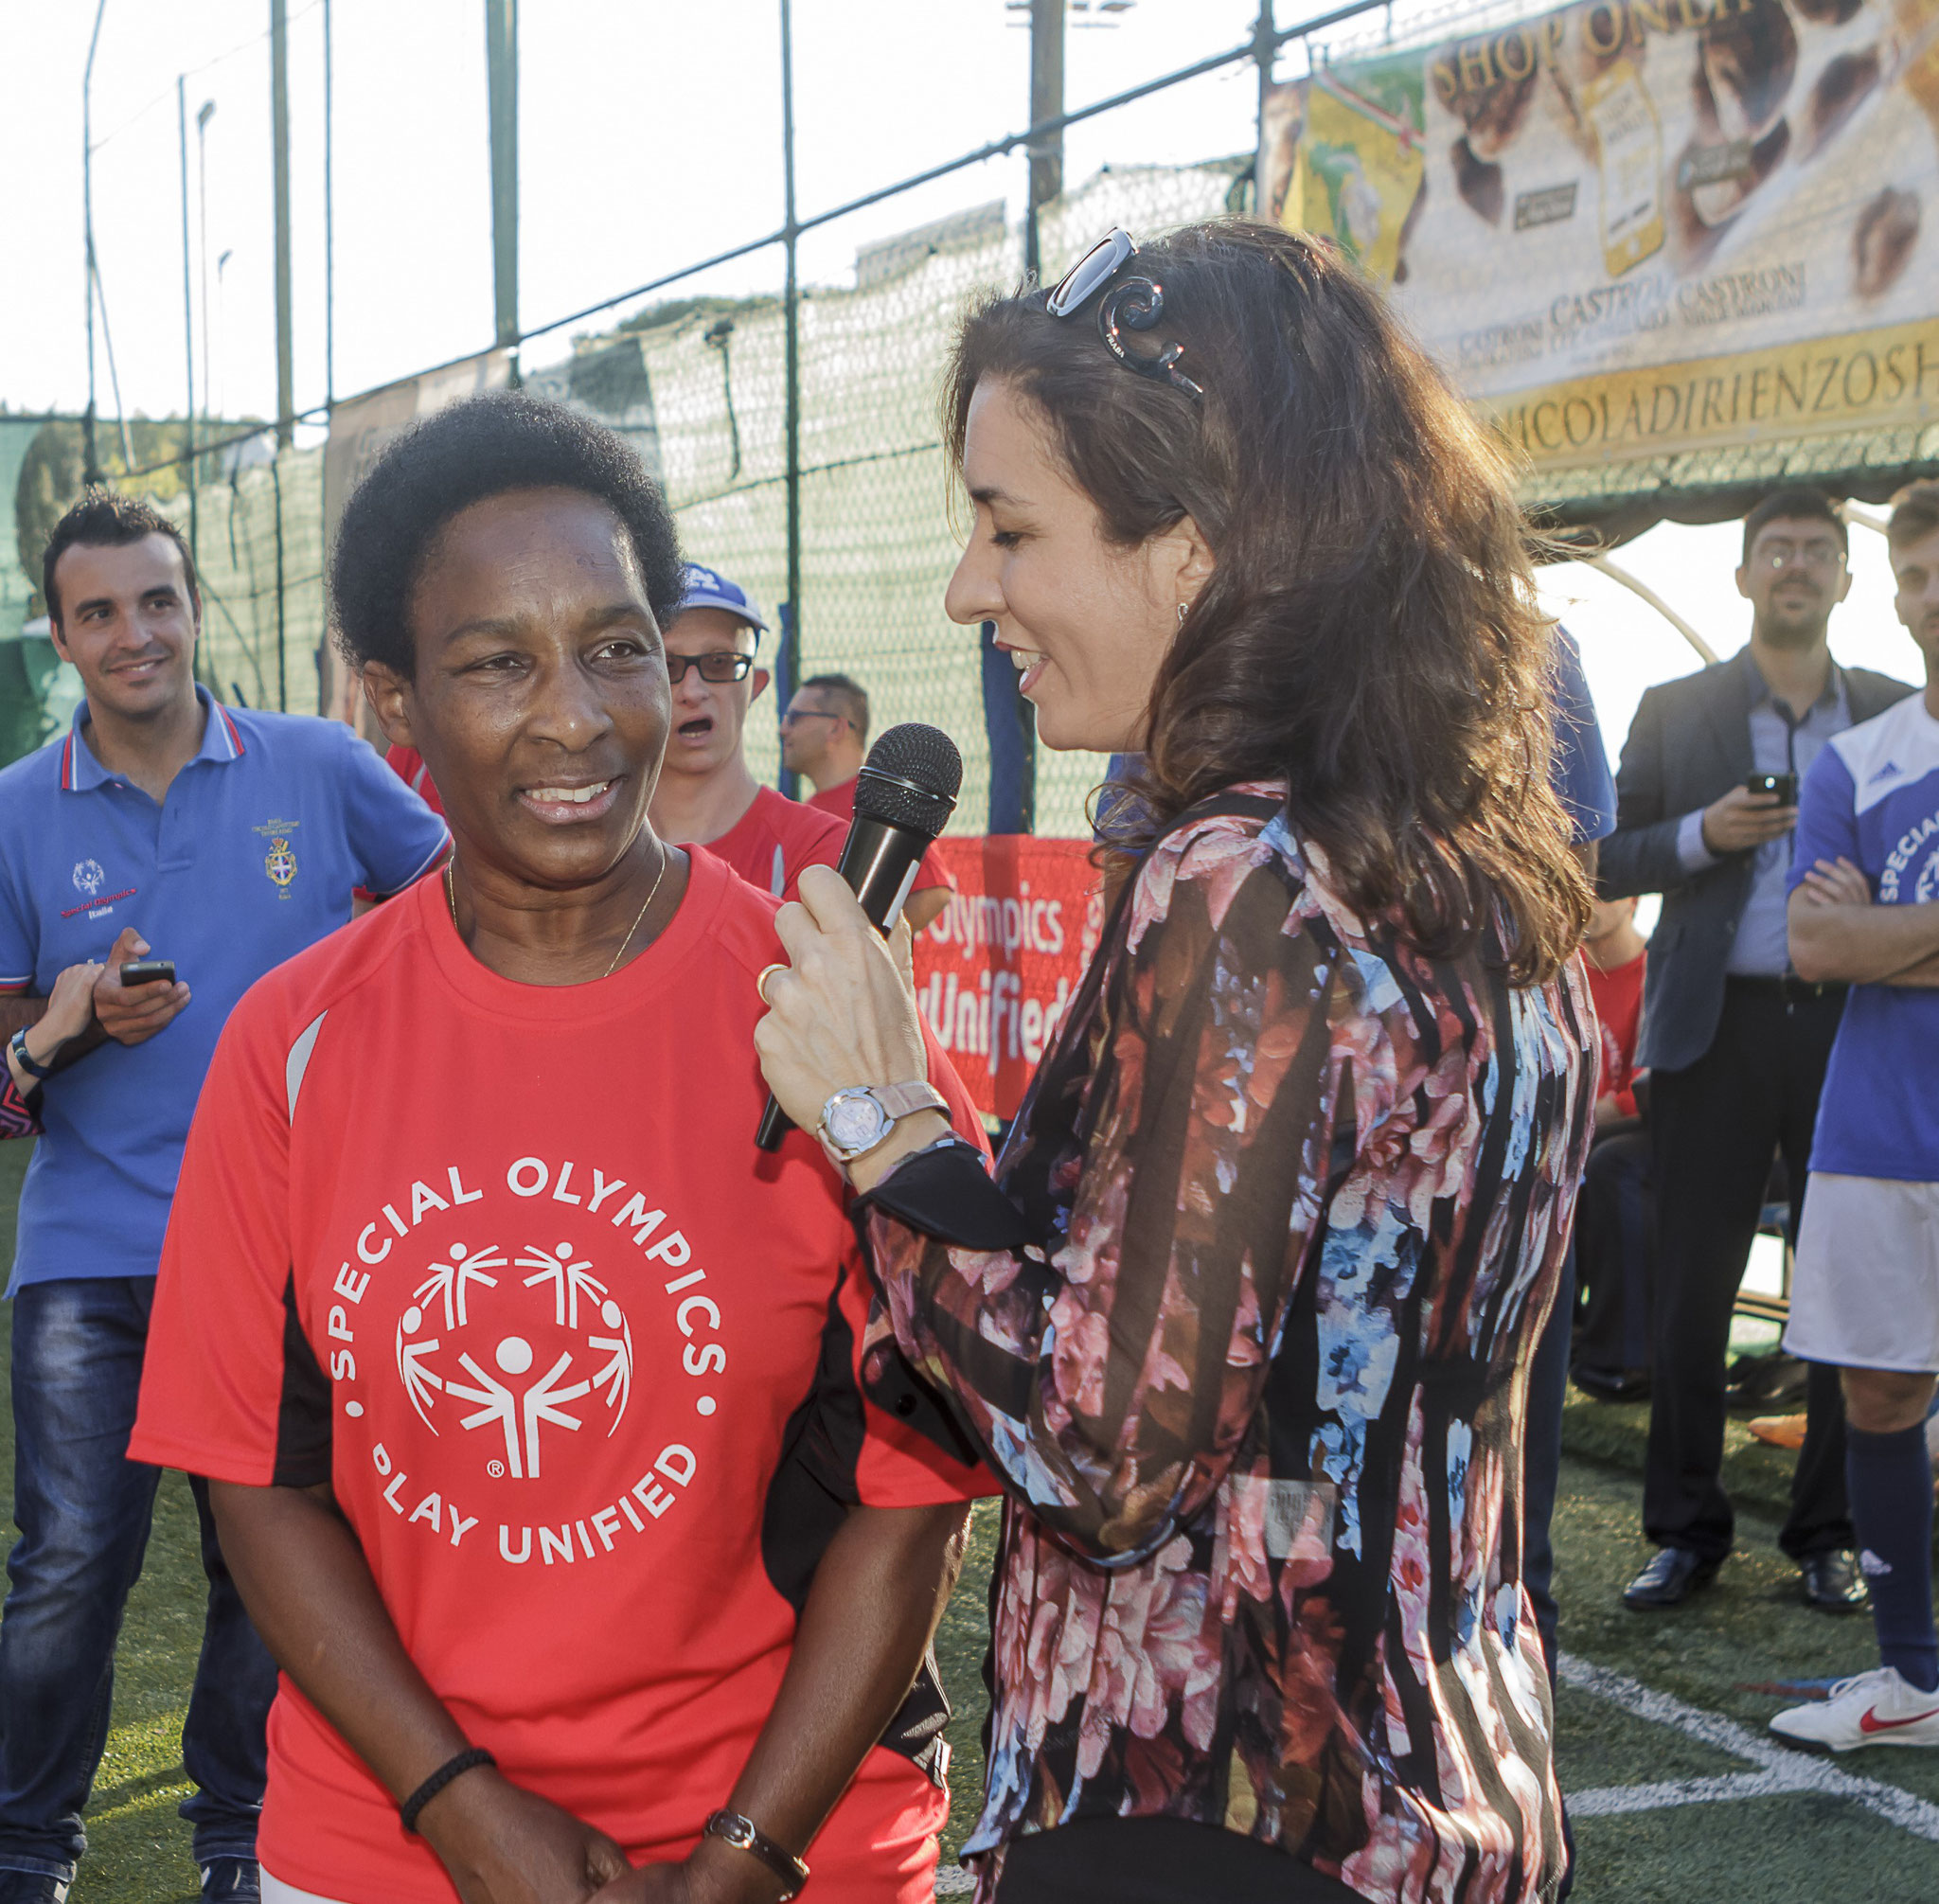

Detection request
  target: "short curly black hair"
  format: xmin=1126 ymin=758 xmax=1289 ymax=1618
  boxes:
xmin=329 ymin=390 xmax=685 ymax=676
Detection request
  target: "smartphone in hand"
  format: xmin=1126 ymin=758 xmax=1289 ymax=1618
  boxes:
xmin=1745 ymin=772 xmax=1798 ymax=805
xmin=119 ymin=959 xmax=178 ymax=987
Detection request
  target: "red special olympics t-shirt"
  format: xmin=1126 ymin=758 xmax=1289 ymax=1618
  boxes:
xmin=130 ymin=848 xmax=993 ymax=1903
xmin=807 ymin=779 xmax=953 ymax=899
xmin=709 ymin=784 xmax=848 ymax=901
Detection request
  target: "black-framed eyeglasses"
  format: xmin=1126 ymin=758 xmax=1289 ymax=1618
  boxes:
xmin=1045 ymin=225 xmax=1203 ymax=400
xmin=778 ymin=707 xmax=848 ymax=730
xmin=666 ymin=650 xmax=756 ymax=684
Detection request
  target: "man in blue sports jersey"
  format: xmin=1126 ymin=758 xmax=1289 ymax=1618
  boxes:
xmin=1772 ymin=479 xmax=1939 ymax=1753
xmin=0 ymin=493 xmax=449 ymax=1902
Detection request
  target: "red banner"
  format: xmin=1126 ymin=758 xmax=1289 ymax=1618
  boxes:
xmin=914 ymin=836 xmax=1103 ymax=1123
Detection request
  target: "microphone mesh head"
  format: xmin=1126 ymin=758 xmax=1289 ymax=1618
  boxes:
xmin=853 ymin=723 xmax=962 ymax=838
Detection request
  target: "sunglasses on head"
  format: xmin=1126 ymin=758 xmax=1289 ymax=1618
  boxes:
xmin=1045 ymin=226 xmax=1203 ymax=400
xmin=666 ymin=650 xmax=756 ymax=684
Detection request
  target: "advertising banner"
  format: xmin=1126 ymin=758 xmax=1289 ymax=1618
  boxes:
xmin=1261 ymin=0 xmax=1939 ymax=472
xmin=913 ymin=836 xmax=1103 ymax=1123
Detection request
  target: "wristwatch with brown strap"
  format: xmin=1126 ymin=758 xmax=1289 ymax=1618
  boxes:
xmin=703 ymin=1808 xmax=809 ymax=1898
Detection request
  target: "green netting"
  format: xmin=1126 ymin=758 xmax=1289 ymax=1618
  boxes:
xmin=595 ymin=159 xmax=1243 ymax=839
xmin=172 ymin=446 xmax=329 ymax=719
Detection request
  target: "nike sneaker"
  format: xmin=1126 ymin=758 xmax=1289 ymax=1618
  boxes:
xmin=1770 ymin=1665 xmax=1939 ymax=1751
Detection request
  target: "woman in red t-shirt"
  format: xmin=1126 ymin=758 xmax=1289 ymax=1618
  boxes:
xmin=131 ymin=394 xmax=990 ymax=1904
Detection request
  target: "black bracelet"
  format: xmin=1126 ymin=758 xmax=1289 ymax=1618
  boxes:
xmin=400 ymin=1747 xmax=496 ymax=1835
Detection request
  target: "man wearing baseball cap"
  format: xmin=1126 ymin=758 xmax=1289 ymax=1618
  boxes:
xmin=648 ymin=564 xmax=847 ymax=900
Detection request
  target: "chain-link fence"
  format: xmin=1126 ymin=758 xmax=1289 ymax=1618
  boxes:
xmin=564 ymin=156 xmax=1246 ymax=838
xmin=3 ymin=2 xmax=1325 ymax=828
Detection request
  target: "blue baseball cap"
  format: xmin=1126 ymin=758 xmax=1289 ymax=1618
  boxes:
xmin=675 ymin=562 xmax=767 ymax=636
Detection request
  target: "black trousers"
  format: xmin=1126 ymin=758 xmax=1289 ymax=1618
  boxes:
xmin=994 ymin=1817 xmax=1361 ymax=1902
xmin=1574 ymin=1128 xmax=1655 ymax=1377
xmin=1643 ymin=980 xmax=1853 ymax=1563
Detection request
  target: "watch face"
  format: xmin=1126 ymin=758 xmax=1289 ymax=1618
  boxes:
xmin=826 ymin=1092 xmax=886 ymax=1154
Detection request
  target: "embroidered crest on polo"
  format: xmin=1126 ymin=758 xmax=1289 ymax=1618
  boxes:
xmin=72 ymin=859 xmax=105 ymax=898
xmin=263 ymin=836 xmax=299 ymax=889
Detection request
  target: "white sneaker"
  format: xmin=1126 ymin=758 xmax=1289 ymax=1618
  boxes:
xmin=1770 ymin=1665 xmax=1939 ymax=1751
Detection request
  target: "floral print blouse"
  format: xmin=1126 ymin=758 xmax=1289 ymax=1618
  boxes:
xmin=863 ymin=788 xmax=1595 ymax=1903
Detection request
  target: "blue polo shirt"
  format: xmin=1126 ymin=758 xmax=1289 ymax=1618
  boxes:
xmin=0 ymin=689 xmax=449 ymax=1290
xmin=1788 ymin=689 xmax=1939 ymax=1183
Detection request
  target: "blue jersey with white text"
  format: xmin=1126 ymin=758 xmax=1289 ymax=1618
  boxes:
xmin=1789 ymin=689 xmax=1939 ymax=1181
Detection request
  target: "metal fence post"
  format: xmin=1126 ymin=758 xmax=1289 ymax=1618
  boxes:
xmin=779 ymin=0 xmax=803 ymax=797
xmin=272 ymin=0 xmax=294 ymax=451
xmin=271 ymin=457 xmax=288 ymax=711
xmin=1254 ymin=0 xmax=1277 ymax=218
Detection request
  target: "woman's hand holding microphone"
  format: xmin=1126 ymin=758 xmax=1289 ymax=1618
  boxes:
xmin=753 ymin=865 xmax=951 ymax=1196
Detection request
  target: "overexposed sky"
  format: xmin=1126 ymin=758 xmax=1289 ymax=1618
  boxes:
xmin=1 ymin=0 xmax=1928 ymax=763
xmin=1 ymin=0 xmax=1268 ymax=421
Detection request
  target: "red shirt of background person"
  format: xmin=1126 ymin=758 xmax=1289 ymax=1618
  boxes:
xmin=782 ymin=672 xmax=953 ymax=934
xmin=1584 ymin=896 xmax=1648 ymax=1121
xmin=129 ymin=395 xmax=993 ymax=1904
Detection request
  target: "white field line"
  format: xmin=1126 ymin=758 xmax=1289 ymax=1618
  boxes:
xmin=1559 ymin=1651 xmax=1939 ymax=1841
xmin=931 ymin=1654 xmax=1939 ymax=1892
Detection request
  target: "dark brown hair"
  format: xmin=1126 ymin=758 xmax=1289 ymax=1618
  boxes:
xmin=945 ymin=220 xmax=1588 ymax=985
xmin=1888 ymin=480 xmax=1939 ymax=551
xmin=43 ymin=489 xmax=200 ymax=630
xmin=1742 ymin=485 xmax=1845 ymax=563
xmin=801 ymin=670 xmax=870 ymax=739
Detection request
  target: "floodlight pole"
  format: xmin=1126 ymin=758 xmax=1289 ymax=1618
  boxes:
xmin=81 ymin=0 xmax=108 ymax=488
xmin=779 ymin=0 xmax=802 ymax=797
xmin=486 ymin=0 xmax=519 ymax=359
xmin=325 ymin=0 xmax=335 ymax=408
xmin=1023 ymin=0 xmax=1064 ymax=287
xmin=177 ymin=75 xmax=198 ymax=558
xmin=272 ymin=0 xmax=294 ymax=449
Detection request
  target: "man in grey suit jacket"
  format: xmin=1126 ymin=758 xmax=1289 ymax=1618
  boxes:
xmin=1600 ymin=485 xmax=1913 ymax=1612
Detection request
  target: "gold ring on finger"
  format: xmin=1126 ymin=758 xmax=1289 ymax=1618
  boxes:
xmin=756 ymin=962 xmax=788 ymax=1006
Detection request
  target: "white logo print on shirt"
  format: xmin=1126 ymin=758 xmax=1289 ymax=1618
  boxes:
xmin=328 ymin=1155 xmax=731 ymax=1568
xmin=1880 ymin=810 xmax=1939 ymax=905
xmin=393 ymin=1238 xmax=634 ymax=1478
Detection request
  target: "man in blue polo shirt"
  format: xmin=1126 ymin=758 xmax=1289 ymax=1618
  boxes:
xmin=1770 ymin=479 xmax=1939 ymax=1753
xmin=0 ymin=492 xmax=448 ymax=1903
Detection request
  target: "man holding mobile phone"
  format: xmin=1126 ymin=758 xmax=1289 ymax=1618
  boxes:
xmin=0 ymin=492 xmax=448 ymax=1904
xmin=1600 ymin=486 xmax=1914 ymax=1615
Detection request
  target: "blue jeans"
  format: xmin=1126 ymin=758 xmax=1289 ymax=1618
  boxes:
xmin=0 ymin=1277 xmax=276 ymax=1881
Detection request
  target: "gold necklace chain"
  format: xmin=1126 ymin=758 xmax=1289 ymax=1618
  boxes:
xmin=444 ymin=844 xmax=670 ymax=979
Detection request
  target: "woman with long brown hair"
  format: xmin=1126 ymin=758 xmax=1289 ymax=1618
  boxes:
xmin=755 ymin=221 xmax=1595 ymax=1903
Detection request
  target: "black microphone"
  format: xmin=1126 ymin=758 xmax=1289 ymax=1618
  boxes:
xmin=756 ymin=722 xmax=963 ymax=1151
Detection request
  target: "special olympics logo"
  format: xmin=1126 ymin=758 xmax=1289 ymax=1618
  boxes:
xmin=1915 ymin=843 xmax=1939 ymax=905
xmin=392 ymin=1237 xmax=634 ymax=1480
xmin=72 ymin=860 xmax=105 ymax=899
